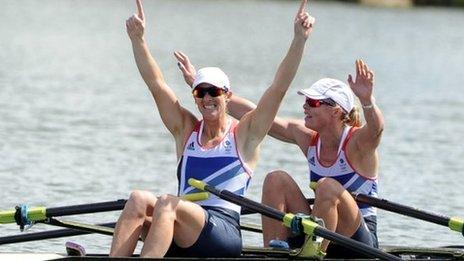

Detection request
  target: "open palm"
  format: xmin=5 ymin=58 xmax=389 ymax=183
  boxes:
xmin=347 ymin=59 xmax=374 ymax=103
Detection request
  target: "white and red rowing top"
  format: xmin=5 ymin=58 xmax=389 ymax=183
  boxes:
xmin=177 ymin=119 xmax=252 ymax=214
xmin=307 ymin=126 xmax=378 ymax=217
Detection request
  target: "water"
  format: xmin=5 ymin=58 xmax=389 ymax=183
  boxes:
xmin=1 ymin=0 xmax=463 ymax=254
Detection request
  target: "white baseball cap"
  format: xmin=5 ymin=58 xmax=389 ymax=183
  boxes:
xmin=192 ymin=67 xmax=230 ymax=92
xmin=298 ymin=78 xmax=354 ymax=112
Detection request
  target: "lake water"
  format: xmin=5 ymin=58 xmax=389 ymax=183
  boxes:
xmin=1 ymin=0 xmax=463 ymax=254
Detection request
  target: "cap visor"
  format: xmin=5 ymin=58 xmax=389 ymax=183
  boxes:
xmin=297 ymin=89 xmax=328 ymax=100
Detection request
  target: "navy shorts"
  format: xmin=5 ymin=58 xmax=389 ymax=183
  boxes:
xmin=325 ymin=215 xmax=378 ymax=258
xmin=288 ymin=215 xmax=378 ymax=259
xmin=165 ymin=206 xmax=242 ymax=257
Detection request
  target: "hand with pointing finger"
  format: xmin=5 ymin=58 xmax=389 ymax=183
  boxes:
xmin=126 ymin=0 xmax=146 ymax=41
xmin=294 ymin=0 xmax=315 ymax=40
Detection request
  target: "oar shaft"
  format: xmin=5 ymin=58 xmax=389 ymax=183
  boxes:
xmin=47 ymin=218 xmax=115 ymax=236
xmin=313 ymin=226 xmax=396 ymax=260
xmin=190 ymin=179 xmax=400 ymax=261
xmin=0 ymin=222 xmax=116 ymax=245
xmin=354 ymin=194 xmax=463 ymax=235
xmin=1 ymin=192 xmax=208 ymax=225
xmin=310 ymin=181 xmax=463 ymax=235
xmin=43 ymin=193 xmax=207 ymax=218
xmin=0 ymin=200 xmax=128 ymax=225
xmin=209 ymin=186 xmax=285 ymax=221
xmin=355 ymin=194 xmax=448 ymax=225
xmin=46 ymin=199 xmax=127 ymax=217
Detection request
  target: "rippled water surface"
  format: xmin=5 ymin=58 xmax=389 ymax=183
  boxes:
xmin=1 ymin=0 xmax=463 ymax=254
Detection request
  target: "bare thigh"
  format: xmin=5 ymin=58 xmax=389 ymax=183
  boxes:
xmin=264 ymin=170 xmax=311 ymax=214
xmin=159 ymin=195 xmax=206 ymax=248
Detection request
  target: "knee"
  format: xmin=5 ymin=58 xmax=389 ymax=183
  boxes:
xmin=263 ymin=170 xmax=291 ymax=192
xmin=314 ymin=178 xmax=344 ymax=202
xmin=124 ymin=190 xmax=153 ymax=217
xmin=153 ymin=194 xmax=178 ymax=218
xmin=262 ymin=170 xmax=296 ymax=198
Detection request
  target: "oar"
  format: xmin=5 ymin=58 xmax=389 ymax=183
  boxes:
xmin=240 ymin=222 xmax=262 ymax=233
xmin=0 ymin=192 xmax=209 ymax=230
xmin=310 ymin=182 xmax=464 ymax=236
xmin=0 ymin=220 xmax=262 ymax=245
xmin=188 ymin=178 xmax=401 ymax=261
xmin=46 ymin=218 xmax=116 ymax=236
xmin=0 ymin=199 xmax=127 ymax=230
xmin=0 ymin=222 xmax=116 ymax=245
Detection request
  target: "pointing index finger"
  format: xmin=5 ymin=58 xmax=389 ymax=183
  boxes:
xmin=297 ymin=0 xmax=307 ymax=15
xmin=136 ymin=0 xmax=145 ymax=20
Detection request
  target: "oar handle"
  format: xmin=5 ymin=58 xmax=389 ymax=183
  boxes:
xmin=181 ymin=192 xmax=209 ymax=202
xmin=188 ymin=179 xmax=207 ymax=191
xmin=188 ymin=179 xmax=285 ymax=220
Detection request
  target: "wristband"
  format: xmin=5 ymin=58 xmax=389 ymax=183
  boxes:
xmin=362 ymin=104 xmax=375 ymax=109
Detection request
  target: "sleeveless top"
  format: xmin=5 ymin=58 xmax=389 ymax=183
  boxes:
xmin=307 ymin=126 xmax=378 ymax=217
xmin=177 ymin=119 xmax=252 ymax=214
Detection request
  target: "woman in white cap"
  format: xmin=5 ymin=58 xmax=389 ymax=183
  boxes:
xmin=176 ymin=55 xmax=383 ymax=257
xmin=110 ymin=0 xmax=314 ymax=258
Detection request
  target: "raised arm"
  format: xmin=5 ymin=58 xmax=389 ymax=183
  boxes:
xmin=236 ymin=0 xmax=314 ymax=160
xmin=348 ymin=59 xmax=384 ymax=151
xmin=173 ymin=2 xmax=314 ymax=146
xmin=127 ymin=0 xmax=194 ymax=140
xmin=227 ymin=95 xmax=311 ymax=145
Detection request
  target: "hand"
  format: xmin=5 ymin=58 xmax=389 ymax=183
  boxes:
xmin=294 ymin=0 xmax=315 ymax=40
xmin=348 ymin=59 xmax=375 ymax=104
xmin=174 ymin=51 xmax=196 ymax=87
xmin=126 ymin=0 xmax=145 ymax=40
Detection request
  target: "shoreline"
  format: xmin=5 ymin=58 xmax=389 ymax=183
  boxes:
xmin=317 ymin=0 xmax=464 ymax=8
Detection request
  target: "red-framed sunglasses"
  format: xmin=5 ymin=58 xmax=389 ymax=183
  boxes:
xmin=192 ymin=87 xmax=227 ymax=98
xmin=305 ymin=98 xmax=336 ymax=108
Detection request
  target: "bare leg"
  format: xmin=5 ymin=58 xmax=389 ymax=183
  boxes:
xmin=311 ymin=178 xmax=361 ymax=251
xmin=109 ymin=190 xmax=157 ymax=257
xmin=140 ymin=194 xmax=206 ymax=257
xmin=261 ymin=170 xmax=311 ymax=246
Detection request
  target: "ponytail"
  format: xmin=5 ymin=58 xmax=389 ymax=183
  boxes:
xmin=342 ymin=106 xmax=361 ymax=127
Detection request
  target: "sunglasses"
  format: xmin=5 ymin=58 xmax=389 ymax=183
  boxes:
xmin=192 ymin=87 xmax=227 ymax=98
xmin=305 ymin=98 xmax=336 ymax=108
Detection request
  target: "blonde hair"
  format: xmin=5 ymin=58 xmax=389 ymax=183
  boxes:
xmin=342 ymin=106 xmax=361 ymax=127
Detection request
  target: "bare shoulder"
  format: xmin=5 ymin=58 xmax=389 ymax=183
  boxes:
xmin=348 ymin=124 xmax=382 ymax=152
xmin=345 ymin=127 xmax=379 ymax=178
xmin=294 ymin=125 xmax=317 ymax=156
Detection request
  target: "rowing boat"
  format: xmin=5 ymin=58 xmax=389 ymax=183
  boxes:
xmin=1 ymin=183 xmax=462 ymax=260
xmin=1 ymin=245 xmax=463 ymax=260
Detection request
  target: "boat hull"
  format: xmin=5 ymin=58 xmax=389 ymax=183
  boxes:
xmin=1 ymin=245 xmax=463 ymax=260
